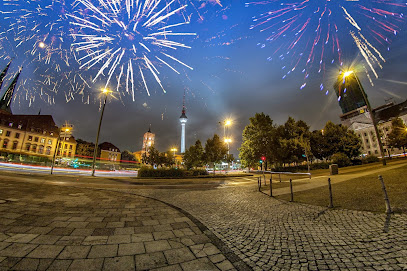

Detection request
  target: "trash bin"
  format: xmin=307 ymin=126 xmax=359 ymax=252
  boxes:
xmin=330 ymin=164 xmax=338 ymax=175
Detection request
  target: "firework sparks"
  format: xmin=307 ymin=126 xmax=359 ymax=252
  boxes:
xmin=246 ymin=0 xmax=406 ymax=92
xmin=69 ymin=0 xmax=196 ymax=100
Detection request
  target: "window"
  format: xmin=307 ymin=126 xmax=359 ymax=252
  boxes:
xmin=15 ymin=133 xmax=20 ymax=139
xmin=364 ymin=133 xmax=367 ymax=136
xmin=48 ymin=139 xmax=52 ymax=145
xmin=32 ymin=145 xmax=37 ymax=152
xmin=65 ymin=144 xmax=68 ymax=149
xmin=43 ymin=131 xmax=46 ymax=135
xmin=6 ymin=131 xmax=11 ymax=137
xmin=38 ymin=145 xmax=44 ymax=154
xmin=368 ymin=151 xmax=371 ymax=155
xmin=25 ymin=143 xmax=31 ymax=151
xmin=17 ymin=124 xmax=22 ymax=129
xmin=8 ymin=122 xmax=13 ymax=127
xmin=40 ymin=138 xmax=45 ymax=143
xmin=50 ymin=132 xmax=54 ymax=136
xmin=2 ymin=140 xmax=8 ymax=148
xmin=68 ymin=152 xmax=72 ymax=157
xmin=365 ymin=139 xmax=369 ymax=143
xmin=69 ymin=145 xmax=73 ymax=150
xmin=34 ymin=137 xmax=39 ymax=142
xmin=28 ymin=136 xmax=32 ymax=141
xmin=12 ymin=142 xmax=18 ymax=150
xmin=46 ymin=146 xmax=51 ymax=155
xmin=375 ymin=150 xmax=378 ymax=154
xmin=0 ymin=129 xmax=3 ymax=135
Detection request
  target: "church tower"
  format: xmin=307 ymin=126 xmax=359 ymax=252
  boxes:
xmin=0 ymin=66 xmax=22 ymax=115
xmin=142 ymin=125 xmax=155 ymax=154
xmin=179 ymin=91 xmax=187 ymax=153
xmin=0 ymin=62 xmax=11 ymax=90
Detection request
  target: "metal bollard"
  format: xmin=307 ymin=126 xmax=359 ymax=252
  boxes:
xmin=378 ymin=175 xmax=392 ymax=214
xmin=289 ymin=179 xmax=293 ymax=202
xmin=264 ymin=174 xmax=267 ymax=186
xmin=328 ymin=178 xmax=333 ymax=208
xmin=270 ymin=175 xmax=273 ymax=197
xmin=279 ymin=173 xmax=282 ymax=183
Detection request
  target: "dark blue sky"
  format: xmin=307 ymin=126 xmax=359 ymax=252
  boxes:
xmin=1 ymin=0 xmax=407 ymax=155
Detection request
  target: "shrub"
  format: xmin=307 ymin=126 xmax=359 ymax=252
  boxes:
xmin=137 ymin=167 xmax=209 ymax=178
xmin=364 ymin=155 xmax=379 ymax=164
xmin=331 ymin=153 xmax=352 ymax=167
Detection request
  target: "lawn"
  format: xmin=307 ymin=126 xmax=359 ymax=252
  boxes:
xmin=276 ymin=164 xmax=407 ymax=214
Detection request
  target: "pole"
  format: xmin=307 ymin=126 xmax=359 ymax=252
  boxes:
xmin=50 ymin=133 xmax=61 ymax=175
xmin=269 ymin=175 xmax=273 ymax=197
xmin=378 ymin=175 xmax=392 ymax=214
xmin=91 ymin=95 xmax=107 ymax=176
xmin=328 ymin=178 xmax=333 ymax=208
xmin=289 ymin=179 xmax=293 ymax=202
xmin=354 ymin=74 xmax=386 ymax=166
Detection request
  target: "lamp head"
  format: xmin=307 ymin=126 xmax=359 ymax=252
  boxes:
xmin=343 ymin=70 xmax=354 ymax=78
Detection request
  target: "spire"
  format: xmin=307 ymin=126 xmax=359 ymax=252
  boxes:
xmin=0 ymin=67 xmax=22 ymax=115
xmin=180 ymin=89 xmax=187 ymax=119
xmin=0 ymin=61 xmax=12 ymax=91
xmin=148 ymin=124 xmax=151 ymax=133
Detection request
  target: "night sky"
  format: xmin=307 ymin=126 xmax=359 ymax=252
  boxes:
xmin=1 ymin=0 xmax=407 ymax=156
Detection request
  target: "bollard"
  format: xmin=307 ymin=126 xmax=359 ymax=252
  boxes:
xmin=264 ymin=174 xmax=267 ymax=186
xmin=279 ymin=173 xmax=282 ymax=183
xmin=378 ymin=175 xmax=392 ymax=214
xmin=289 ymin=179 xmax=293 ymax=202
xmin=257 ymin=177 xmax=260 ymax=191
xmin=270 ymin=175 xmax=273 ymax=197
xmin=328 ymin=178 xmax=333 ymax=208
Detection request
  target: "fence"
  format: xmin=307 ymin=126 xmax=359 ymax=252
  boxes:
xmin=258 ymin=173 xmax=393 ymax=214
xmin=256 ymin=171 xmax=311 ymax=198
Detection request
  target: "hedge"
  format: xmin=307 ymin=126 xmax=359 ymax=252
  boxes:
xmin=137 ymin=167 xmax=209 ymax=178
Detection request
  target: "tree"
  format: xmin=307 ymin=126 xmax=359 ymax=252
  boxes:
xmin=387 ymin=118 xmax=407 ymax=155
xmin=75 ymin=139 xmax=95 ymax=157
xmin=183 ymin=140 xmax=205 ymax=170
xmin=205 ymin=134 xmax=227 ymax=174
xmin=121 ymin=150 xmax=137 ymax=162
xmin=164 ymin=151 xmax=176 ymax=168
xmin=322 ymin=121 xmax=361 ymax=159
xmin=239 ymin=113 xmax=277 ymax=169
xmin=310 ymin=130 xmax=329 ymax=161
xmin=143 ymin=146 xmax=160 ymax=166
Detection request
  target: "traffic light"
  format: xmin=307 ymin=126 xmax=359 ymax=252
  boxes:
xmin=261 ymin=156 xmax=266 ymax=161
xmin=259 ymin=160 xmax=263 ymax=164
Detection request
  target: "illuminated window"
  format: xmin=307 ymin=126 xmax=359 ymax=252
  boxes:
xmin=48 ymin=139 xmax=52 ymax=145
xmin=18 ymin=124 xmax=22 ymax=129
xmin=0 ymin=129 xmax=2 ymax=135
xmin=46 ymin=147 xmax=51 ymax=155
xmin=8 ymin=122 xmax=13 ymax=127
xmin=41 ymin=138 xmax=46 ymax=143
xmin=28 ymin=136 xmax=32 ymax=141
xmin=2 ymin=140 xmax=8 ymax=148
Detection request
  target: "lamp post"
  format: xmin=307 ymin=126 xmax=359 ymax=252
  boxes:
xmin=91 ymin=88 xmax=110 ymax=176
xmin=224 ymin=138 xmax=232 ymax=154
xmin=343 ymin=70 xmax=386 ymax=166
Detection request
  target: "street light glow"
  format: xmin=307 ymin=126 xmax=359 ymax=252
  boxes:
xmin=101 ymin=88 xmax=109 ymax=94
xmin=224 ymin=138 xmax=232 ymax=143
xmin=343 ymin=70 xmax=354 ymax=78
xmin=225 ymin=119 xmax=232 ymax=126
xmin=171 ymin=148 xmax=177 ymax=152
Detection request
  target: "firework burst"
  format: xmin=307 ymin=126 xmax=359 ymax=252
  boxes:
xmin=69 ymin=0 xmax=196 ymax=101
xmin=246 ymin=0 xmax=406 ymax=92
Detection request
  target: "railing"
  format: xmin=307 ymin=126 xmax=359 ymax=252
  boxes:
xmin=256 ymin=171 xmax=311 ymax=197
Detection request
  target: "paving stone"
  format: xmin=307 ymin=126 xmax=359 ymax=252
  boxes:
xmin=107 ymin=234 xmax=131 ymax=244
xmin=153 ymin=231 xmax=176 ymax=240
xmin=82 ymin=236 xmax=108 ymax=245
xmin=114 ymin=227 xmax=134 ymax=235
xmin=151 ymin=264 xmax=183 ymax=271
xmin=118 ymin=243 xmax=145 ymax=256
xmin=70 ymin=228 xmax=94 ymax=236
xmin=27 ymin=244 xmax=65 ymax=258
xmin=88 ymin=244 xmax=118 ymax=258
xmin=0 ymin=243 xmax=38 ymax=257
xmin=131 ymin=233 xmax=154 ymax=242
xmin=58 ymin=245 xmax=91 ymax=259
xmin=68 ymin=259 xmax=104 ymax=271
xmin=103 ymin=256 xmax=134 ymax=270
xmin=30 ymin=235 xmax=61 ymax=245
xmin=55 ymin=236 xmax=85 ymax=246
xmin=180 ymin=257 xmax=219 ymax=271
xmin=135 ymin=252 xmax=167 ymax=270
xmin=12 ymin=258 xmax=39 ymax=270
xmin=163 ymin=247 xmax=196 ymax=265
xmin=47 ymin=259 xmax=72 ymax=271
xmin=216 ymin=260 xmax=235 ymax=271
xmin=4 ymin=233 xmax=39 ymax=243
xmin=145 ymin=240 xmax=172 ymax=253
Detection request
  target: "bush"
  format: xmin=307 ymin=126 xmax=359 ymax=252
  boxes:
xmin=351 ymin=158 xmax=362 ymax=166
xmin=363 ymin=155 xmax=379 ymax=164
xmin=331 ymin=153 xmax=352 ymax=167
xmin=137 ymin=167 xmax=209 ymax=178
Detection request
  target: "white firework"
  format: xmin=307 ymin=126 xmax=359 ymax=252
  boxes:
xmin=69 ymin=0 xmax=196 ymax=100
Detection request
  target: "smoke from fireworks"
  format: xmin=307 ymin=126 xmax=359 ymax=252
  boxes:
xmin=246 ymin=0 xmax=406 ymax=93
xmin=69 ymin=0 xmax=196 ymax=101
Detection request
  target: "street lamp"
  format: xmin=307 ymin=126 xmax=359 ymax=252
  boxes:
xmin=170 ymin=148 xmax=177 ymax=167
xmin=91 ymin=88 xmax=110 ymax=176
xmin=224 ymin=138 xmax=232 ymax=154
xmin=343 ymin=70 xmax=386 ymax=165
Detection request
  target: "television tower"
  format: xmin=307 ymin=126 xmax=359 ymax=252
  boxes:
xmin=179 ymin=91 xmax=187 ymax=153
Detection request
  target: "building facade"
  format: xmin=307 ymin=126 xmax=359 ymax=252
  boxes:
xmin=99 ymin=142 xmax=121 ymax=162
xmin=340 ymin=100 xmax=407 ymax=157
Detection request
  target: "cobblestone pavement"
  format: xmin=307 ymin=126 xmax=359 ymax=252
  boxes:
xmin=0 ymin=179 xmax=245 ymax=271
xmin=115 ymin=185 xmax=407 ymax=271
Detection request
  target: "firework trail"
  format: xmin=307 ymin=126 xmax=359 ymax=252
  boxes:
xmin=246 ymin=0 xmax=406 ymax=93
xmin=69 ymin=0 xmax=196 ymax=101
xmin=0 ymin=0 xmax=91 ymax=106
